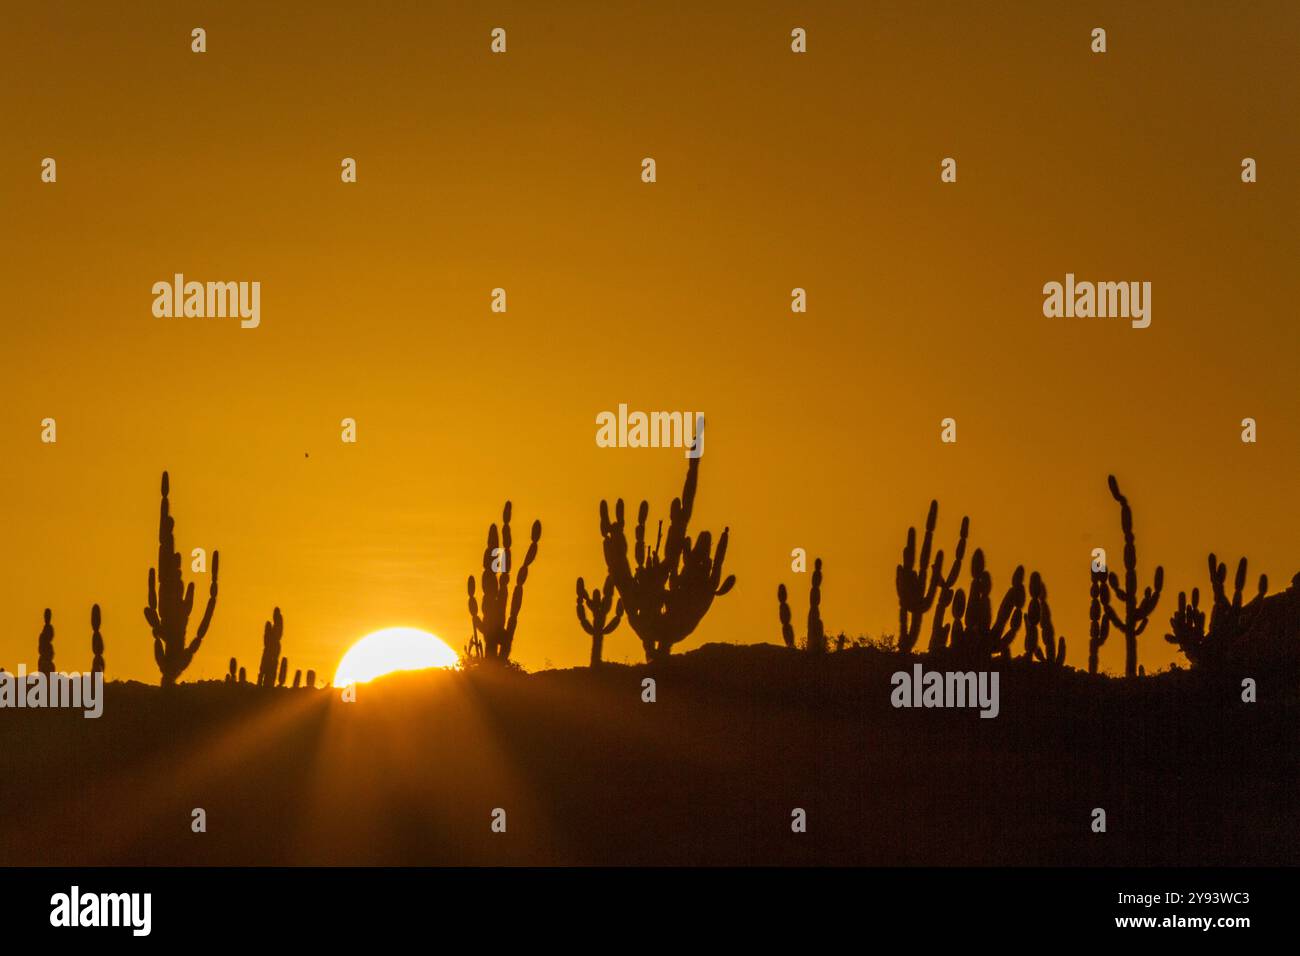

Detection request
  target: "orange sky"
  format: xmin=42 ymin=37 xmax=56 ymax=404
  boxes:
xmin=1 ymin=2 xmax=1295 ymax=681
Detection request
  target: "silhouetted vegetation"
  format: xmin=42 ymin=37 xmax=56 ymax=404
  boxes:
xmin=1100 ymin=474 xmax=1164 ymax=677
xmin=576 ymin=575 xmax=622 ymax=667
xmin=90 ymin=604 xmax=104 ymax=674
xmin=466 ymin=501 xmax=542 ymax=666
xmin=895 ymin=501 xmax=969 ymax=655
xmin=943 ymin=550 xmax=1026 ymax=662
xmin=597 ymin=456 xmax=735 ymax=662
xmin=144 ymin=471 xmax=220 ymax=686
xmin=1087 ymin=568 xmax=1111 ymax=674
xmin=37 ymin=608 xmax=54 ymax=675
xmin=306 ymin=669 xmax=316 ymax=689
xmin=227 ymin=657 xmax=237 ymax=683
xmin=1025 ymin=572 xmax=1065 ymax=667
xmin=777 ymin=557 xmax=825 ymax=653
xmin=257 ymin=608 xmax=284 ymax=688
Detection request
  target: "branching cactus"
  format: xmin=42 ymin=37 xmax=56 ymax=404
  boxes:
xmin=37 ymin=609 xmax=55 ymax=675
xmin=1025 ymin=572 xmax=1066 ymax=667
xmin=467 ymin=502 xmax=542 ymax=665
xmin=90 ymin=605 xmax=105 ymax=674
xmin=257 ymin=607 xmax=284 ymax=687
xmin=776 ymin=557 xmax=826 ymax=653
xmin=896 ymin=502 xmax=969 ymax=654
xmin=948 ymin=550 xmax=1025 ymax=661
xmin=1206 ymin=553 xmax=1268 ymax=643
xmin=577 ymin=575 xmax=623 ymax=667
xmin=1165 ymin=553 xmax=1268 ymax=669
xmin=598 ymin=456 xmax=735 ymax=662
xmin=144 ymin=471 xmax=219 ymax=686
xmin=1088 ymin=569 xmax=1111 ymax=674
xmin=1165 ymin=587 xmax=1207 ymax=663
xmin=1100 ymin=475 xmax=1164 ymax=677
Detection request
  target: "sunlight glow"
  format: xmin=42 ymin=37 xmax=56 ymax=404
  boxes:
xmin=333 ymin=628 xmax=459 ymax=687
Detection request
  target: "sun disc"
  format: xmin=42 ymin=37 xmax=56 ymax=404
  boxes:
xmin=333 ymin=627 xmax=459 ymax=686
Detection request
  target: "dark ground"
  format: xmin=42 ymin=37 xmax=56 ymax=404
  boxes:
xmin=1 ymin=642 xmax=1295 ymax=865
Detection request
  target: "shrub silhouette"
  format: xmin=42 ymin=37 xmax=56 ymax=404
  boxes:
xmin=577 ymin=575 xmax=623 ymax=667
xmin=777 ymin=557 xmax=826 ymax=653
xmin=257 ymin=608 xmax=284 ymax=687
xmin=144 ymin=471 xmax=220 ymax=686
xmin=37 ymin=609 xmax=54 ymax=675
xmin=597 ymin=456 xmax=735 ymax=662
xmin=1024 ymin=572 xmax=1066 ymax=667
xmin=467 ymin=501 xmax=542 ymax=665
xmin=1087 ymin=568 xmax=1111 ymax=674
xmin=939 ymin=549 xmax=1026 ymax=661
xmin=896 ymin=501 xmax=968 ymax=654
xmin=1100 ymin=475 xmax=1164 ymax=677
xmin=90 ymin=604 xmax=104 ymax=674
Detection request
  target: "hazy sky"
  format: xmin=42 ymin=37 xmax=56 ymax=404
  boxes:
xmin=1 ymin=2 xmax=1295 ymax=681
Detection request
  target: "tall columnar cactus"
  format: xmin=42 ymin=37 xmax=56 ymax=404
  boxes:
xmin=896 ymin=502 xmax=969 ymax=654
xmin=1024 ymin=572 xmax=1066 ymax=667
xmin=1088 ymin=568 xmax=1111 ymax=674
xmin=277 ymin=657 xmax=289 ymax=687
xmin=144 ymin=471 xmax=219 ymax=686
xmin=598 ymin=456 xmax=735 ymax=662
xmin=37 ymin=609 xmax=55 ymax=675
xmin=257 ymin=607 xmax=284 ymax=687
xmin=948 ymin=550 xmax=1025 ymax=661
xmin=90 ymin=605 xmax=105 ymax=674
xmin=776 ymin=557 xmax=826 ymax=653
xmin=577 ymin=575 xmax=623 ymax=668
xmin=1100 ymin=475 xmax=1164 ymax=678
xmin=467 ymin=502 xmax=542 ymax=665
xmin=1165 ymin=553 xmax=1268 ymax=669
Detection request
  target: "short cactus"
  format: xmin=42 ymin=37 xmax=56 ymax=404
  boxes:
xmin=776 ymin=557 xmax=826 ymax=653
xmin=947 ymin=550 xmax=1025 ymax=661
xmin=257 ymin=608 xmax=284 ymax=688
xmin=577 ymin=575 xmax=623 ymax=668
xmin=37 ymin=609 xmax=55 ymax=675
xmin=90 ymin=605 xmax=105 ymax=674
xmin=277 ymin=657 xmax=288 ymax=687
xmin=306 ymin=669 xmax=316 ymax=689
xmin=227 ymin=657 xmax=237 ymax=683
xmin=292 ymin=669 xmax=302 ymax=689
xmin=1025 ymin=572 xmax=1066 ymax=667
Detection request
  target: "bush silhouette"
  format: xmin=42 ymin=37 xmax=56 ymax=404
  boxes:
xmin=143 ymin=471 xmax=220 ymax=686
xmin=597 ymin=456 xmax=735 ymax=662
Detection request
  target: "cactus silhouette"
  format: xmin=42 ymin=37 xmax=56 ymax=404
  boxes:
xmin=37 ymin=609 xmax=55 ymax=675
xmin=1099 ymin=475 xmax=1164 ymax=677
xmin=238 ymin=666 xmax=247 ymax=684
xmin=1087 ymin=568 xmax=1111 ymax=674
xmin=277 ymin=657 xmax=288 ymax=687
xmin=776 ymin=557 xmax=826 ymax=653
xmin=1024 ymin=572 xmax=1066 ymax=667
xmin=90 ymin=604 xmax=104 ymax=674
xmin=227 ymin=657 xmax=237 ymax=684
xmin=577 ymin=575 xmax=623 ymax=667
xmin=1165 ymin=553 xmax=1269 ymax=669
xmin=144 ymin=472 xmax=219 ymax=686
xmin=947 ymin=550 xmax=1025 ymax=661
xmin=292 ymin=669 xmax=302 ymax=689
xmin=896 ymin=502 xmax=969 ymax=654
xmin=257 ymin=607 xmax=284 ymax=688
xmin=306 ymin=668 xmax=316 ymax=689
xmin=467 ymin=502 xmax=542 ymax=665
xmin=598 ymin=455 xmax=735 ymax=662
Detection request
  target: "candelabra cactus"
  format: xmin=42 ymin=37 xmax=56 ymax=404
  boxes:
xmin=144 ymin=471 xmax=220 ymax=686
xmin=1025 ymin=572 xmax=1066 ymax=667
xmin=1099 ymin=475 xmax=1164 ymax=677
xmin=577 ymin=575 xmax=623 ymax=667
xmin=948 ymin=550 xmax=1025 ymax=661
xmin=37 ymin=608 xmax=55 ymax=675
xmin=257 ymin=607 xmax=284 ymax=688
xmin=90 ymin=604 xmax=104 ymax=674
xmin=1088 ymin=568 xmax=1110 ymax=674
xmin=598 ymin=455 xmax=735 ymax=662
xmin=1165 ymin=553 xmax=1268 ymax=669
xmin=896 ymin=501 xmax=969 ymax=654
xmin=467 ymin=501 xmax=542 ymax=665
xmin=776 ymin=557 xmax=826 ymax=653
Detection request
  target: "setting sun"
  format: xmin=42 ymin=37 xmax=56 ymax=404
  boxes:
xmin=333 ymin=628 xmax=459 ymax=687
